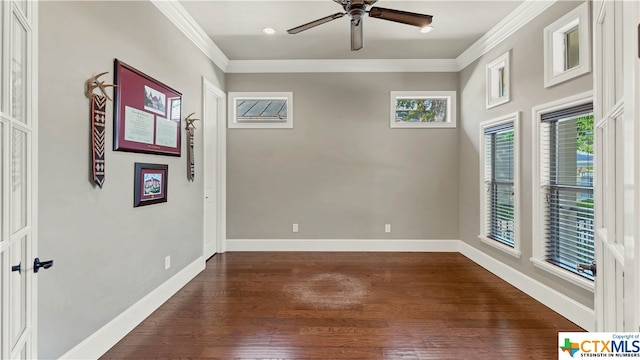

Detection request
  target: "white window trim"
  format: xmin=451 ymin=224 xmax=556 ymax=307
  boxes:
xmin=478 ymin=112 xmax=521 ymax=258
xmin=486 ymin=50 xmax=511 ymax=109
xmin=228 ymin=91 xmax=293 ymax=129
xmin=543 ymin=2 xmax=591 ymax=88
xmin=389 ymin=91 xmax=457 ymax=128
xmin=531 ymin=90 xmax=594 ymax=292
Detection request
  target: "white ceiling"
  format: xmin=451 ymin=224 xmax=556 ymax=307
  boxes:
xmin=179 ymin=0 xmax=524 ymax=61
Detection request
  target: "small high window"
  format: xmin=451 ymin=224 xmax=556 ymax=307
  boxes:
xmin=389 ymin=91 xmax=456 ymax=128
xmin=228 ymin=92 xmax=293 ymax=129
xmin=543 ymin=2 xmax=591 ymax=88
xmin=486 ymin=50 xmax=511 ymax=109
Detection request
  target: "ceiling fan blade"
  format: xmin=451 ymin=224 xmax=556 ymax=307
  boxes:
xmin=351 ymin=18 xmax=363 ymax=51
xmin=368 ymin=7 xmax=433 ymax=28
xmin=287 ymin=12 xmax=345 ymax=34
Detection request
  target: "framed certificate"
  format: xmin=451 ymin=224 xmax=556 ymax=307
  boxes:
xmin=113 ymin=59 xmax=182 ymax=156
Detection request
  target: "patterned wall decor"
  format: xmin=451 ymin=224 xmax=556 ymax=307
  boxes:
xmin=85 ymin=72 xmax=116 ymax=188
xmin=184 ymin=113 xmax=199 ymax=182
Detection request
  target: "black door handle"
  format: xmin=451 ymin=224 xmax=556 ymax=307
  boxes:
xmin=34 ymin=258 xmax=53 ymax=273
xmin=11 ymin=263 xmax=21 ymax=273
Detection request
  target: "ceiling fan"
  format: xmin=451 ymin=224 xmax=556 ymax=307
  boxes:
xmin=286 ymin=0 xmax=433 ymax=51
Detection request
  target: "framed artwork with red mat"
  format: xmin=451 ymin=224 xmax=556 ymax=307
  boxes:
xmin=113 ymin=59 xmax=182 ymax=156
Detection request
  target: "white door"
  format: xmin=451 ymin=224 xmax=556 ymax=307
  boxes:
xmin=593 ymin=0 xmax=639 ymax=331
xmin=202 ymin=78 xmax=226 ymax=259
xmin=1 ymin=1 xmax=39 ymax=358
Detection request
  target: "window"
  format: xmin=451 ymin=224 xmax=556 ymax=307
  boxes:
xmin=228 ymin=92 xmax=293 ymax=129
xmin=564 ymin=26 xmax=580 ymax=70
xmin=479 ymin=112 xmax=520 ymax=257
xmin=390 ymin=91 xmax=456 ymax=128
xmin=532 ymin=93 xmax=594 ymax=289
xmin=543 ymin=2 xmax=591 ymax=88
xmin=486 ymin=50 xmax=510 ymax=109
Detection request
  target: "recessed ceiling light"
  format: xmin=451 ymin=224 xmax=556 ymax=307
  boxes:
xmin=420 ymin=26 xmax=434 ymax=34
xmin=262 ymin=27 xmax=276 ymax=35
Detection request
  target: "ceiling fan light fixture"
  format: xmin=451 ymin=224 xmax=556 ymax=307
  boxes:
xmin=420 ymin=25 xmax=433 ymax=34
xmin=262 ymin=27 xmax=276 ymax=35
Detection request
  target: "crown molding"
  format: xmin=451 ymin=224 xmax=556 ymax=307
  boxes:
xmin=150 ymin=0 xmax=229 ymax=72
xmin=226 ymin=58 xmax=459 ymax=73
xmin=455 ymin=0 xmax=556 ymax=71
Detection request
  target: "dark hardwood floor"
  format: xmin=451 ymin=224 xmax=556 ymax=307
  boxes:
xmin=101 ymin=252 xmax=583 ymax=359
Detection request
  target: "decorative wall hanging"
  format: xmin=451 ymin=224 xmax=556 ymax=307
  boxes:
xmin=85 ymin=71 xmax=117 ymax=188
xmin=184 ymin=113 xmax=200 ymax=182
xmin=133 ymin=162 xmax=168 ymax=207
xmin=113 ymin=59 xmax=182 ymax=156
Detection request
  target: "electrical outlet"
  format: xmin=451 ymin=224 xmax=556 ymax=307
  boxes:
xmin=385 ymin=224 xmax=391 ymax=233
xmin=165 ymin=256 xmax=171 ymax=270
xmin=292 ymin=223 xmax=299 ymax=233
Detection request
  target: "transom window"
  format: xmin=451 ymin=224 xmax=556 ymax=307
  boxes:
xmin=228 ymin=92 xmax=293 ymax=129
xmin=486 ymin=50 xmax=511 ymax=108
xmin=543 ymin=2 xmax=591 ymax=87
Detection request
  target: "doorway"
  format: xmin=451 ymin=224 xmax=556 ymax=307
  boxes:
xmin=202 ymin=78 xmax=226 ymax=259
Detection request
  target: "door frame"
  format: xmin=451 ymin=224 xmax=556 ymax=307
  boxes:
xmin=202 ymin=77 xmax=226 ymax=257
xmin=1 ymin=0 xmax=39 ymax=358
xmin=593 ymin=0 xmax=640 ymax=331
xmin=628 ymin=1 xmax=640 ymax=332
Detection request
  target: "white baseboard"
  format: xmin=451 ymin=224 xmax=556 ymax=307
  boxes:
xmin=458 ymin=242 xmax=595 ymax=331
xmin=59 ymin=257 xmax=206 ymax=360
xmin=225 ymin=238 xmax=460 ymax=252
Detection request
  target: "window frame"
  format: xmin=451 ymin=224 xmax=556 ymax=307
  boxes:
xmin=389 ymin=91 xmax=457 ymax=128
xmin=543 ymin=2 xmax=591 ymax=88
xmin=486 ymin=50 xmax=511 ymax=109
xmin=531 ymin=91 xmax=595 ymax=291
xmin=227 ymin=92 xmax=293 ymax=129
xmin=478 ymin=112 xmax=521 ymax=257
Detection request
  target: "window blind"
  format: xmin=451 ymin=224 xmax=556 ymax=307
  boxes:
xmin=484 ymin=122 xmax=515 ymax=247
xmin=540 ymin=103 xmax=594 ymax=279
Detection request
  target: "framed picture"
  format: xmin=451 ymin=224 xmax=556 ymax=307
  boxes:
xmin=134 ymin=163 xmax=168 ymax=207
xmin=113 ymin=59 xmax=182 ymax=156
xmin=390 ymin=91 xmax=457 ymax=128
xmin=228 ymin=92 xmax=293 ymax=129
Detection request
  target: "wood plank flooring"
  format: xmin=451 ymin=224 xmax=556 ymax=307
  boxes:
xmin=101 ymin=252 xmax=584 ymax=359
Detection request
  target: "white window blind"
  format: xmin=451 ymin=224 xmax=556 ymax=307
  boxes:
xmin=539 ymin=103 xmax=594 ymax=280
xmin=483 ymin=122 xmax=515 ymax=247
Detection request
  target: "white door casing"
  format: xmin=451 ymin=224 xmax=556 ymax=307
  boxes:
xmin=593 ymin=0 xmax=639 ymax=331
xmin=1 ymin=1 xmax=38 ymax=358
xmin=202 ymin=77 xmax=226 ymax=258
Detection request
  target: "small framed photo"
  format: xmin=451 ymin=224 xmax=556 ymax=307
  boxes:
xmin=390 ymin=91 xmax=457 ymax=128
xmin=228 ymin=92 xmax=293 ymax=129
xmin=134 ymin=163 xmax=168 ymax=207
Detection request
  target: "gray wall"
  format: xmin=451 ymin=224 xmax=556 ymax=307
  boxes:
xmin=458 ymin=1 xmax=594 ymax=308
xmin=38 ymin=1 xmax=224 ymax=358
xmin=226 ymin=72 xmax=459 ymax=240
